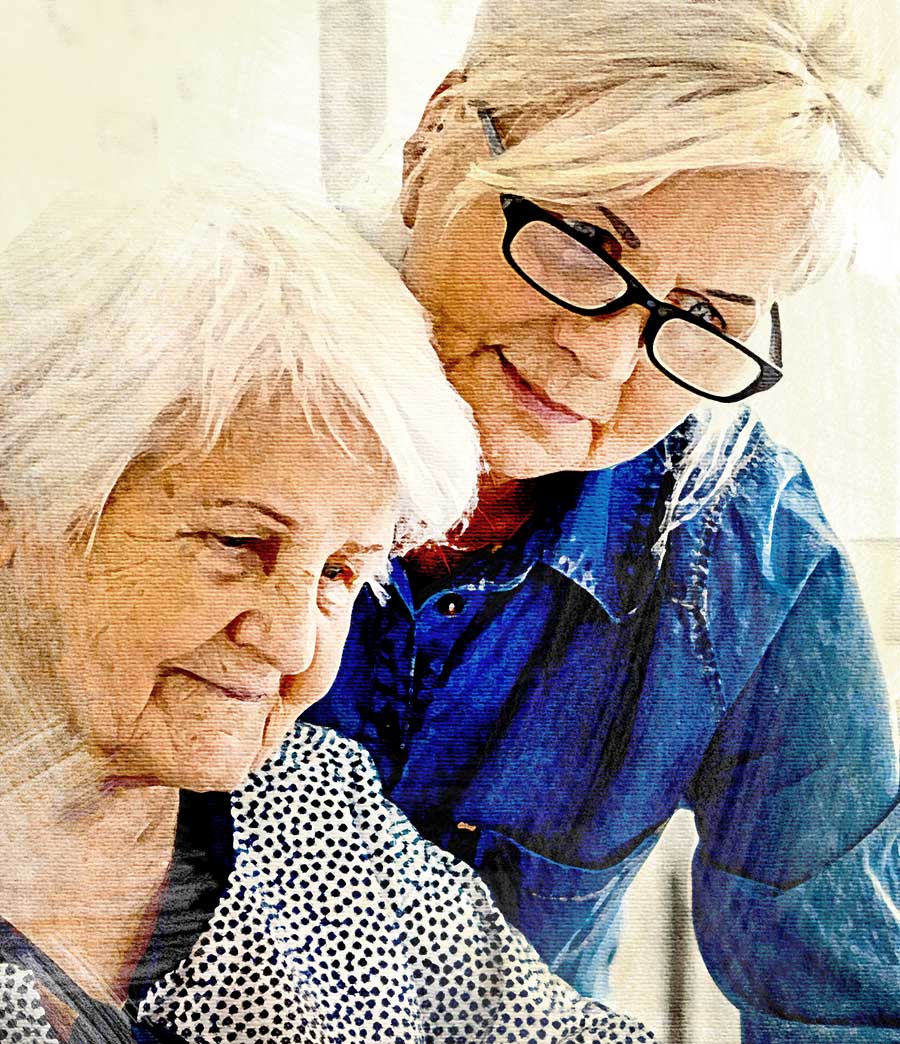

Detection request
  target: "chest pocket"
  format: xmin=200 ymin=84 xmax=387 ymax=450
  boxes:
xmin=464 ymin=825 xmax=663 ymax=999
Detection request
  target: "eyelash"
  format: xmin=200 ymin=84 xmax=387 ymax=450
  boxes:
xmin=668 ymin=290 xmax=727 ymax=330
xmin=194 ymin=531 xmax=369 ymax=598
xmin=320 ymin=561 xmax=359 ymax=585
xmin=210 ymin=533 xmax=262 ymax=551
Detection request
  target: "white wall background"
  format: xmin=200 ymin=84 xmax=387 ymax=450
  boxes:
xmin=3 ymin=3 xmax=898 ymax=1041
xmin=1 ymin=0 xmax=322 ymax=248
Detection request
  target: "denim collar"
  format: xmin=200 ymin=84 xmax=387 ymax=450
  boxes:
xmin=527 ymin=435 xmax=678 ymax=622
xmin=391 ymin=419 xmax=698 ymax=624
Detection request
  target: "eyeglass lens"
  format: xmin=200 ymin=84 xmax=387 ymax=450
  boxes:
xmin=508 ymin=219 xmax=765 ymax=398
xmin=652 ymin=321 xmax=764 ymax=398
xmin=509 ymin=221 xmax=628 ymax=309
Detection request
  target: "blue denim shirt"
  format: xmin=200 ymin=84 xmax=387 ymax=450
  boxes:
xmin=303 ymin=411 xmax=900 ymax=1043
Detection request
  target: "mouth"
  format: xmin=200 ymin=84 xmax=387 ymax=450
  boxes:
xmin=495 ymin=349 xmax=588 ymax=426
xmin=166 ymin=667 xmax=275 ymax=704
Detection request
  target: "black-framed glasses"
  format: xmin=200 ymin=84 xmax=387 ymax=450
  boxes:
xmin=477 ymin=108 xmax=784 ymax=403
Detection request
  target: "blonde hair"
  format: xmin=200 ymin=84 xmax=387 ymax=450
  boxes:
xmin=423 ymin=0 xmax=899 ymax=284
xmin=0 ymin=171 xmax=481 ymax=552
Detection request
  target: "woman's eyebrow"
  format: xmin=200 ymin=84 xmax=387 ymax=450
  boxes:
xmin=704 ymin=288 xmax=757 ymax=308
xmin=590 ymin=207 xmax=759 ymax=308
xmin=207 ymin=497 xmax=296 ymax=530
xmin=596 ymin=205 xmax=641 ymax=249
xmin=343 ymin=542 xmax=388 ymax=556
xmin=592 ymin=211 xmax=760 ymax=311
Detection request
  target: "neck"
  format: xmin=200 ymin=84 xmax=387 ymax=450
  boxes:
xmin=403 ymin=472 xmax=542 ymax=586
xmin=0 ymin=580 xmax=182 ymax=1004
xmin=0 ymin=762 xmax=180 ymax=1005
xmin=446 ymin=472 xmax=541 ymax=552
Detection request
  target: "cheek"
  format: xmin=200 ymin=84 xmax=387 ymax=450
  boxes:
xmin=284 ymin=608 xmax=354 ymax=710
xmin=72 ymin=564 xmax=249 ymax=681
xmin=315 ymin=609 xmax=355 ymax=691
xmin=408 ymin=205 xmax=542 ymax=351
xmin=474 ymin=269 xmax=548 ymax=337
xmin=440 ymin=247 xmax=527 ymax=325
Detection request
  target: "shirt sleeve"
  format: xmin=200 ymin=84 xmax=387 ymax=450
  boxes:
xmin=689 ymin=520 xmax=900 ymax=1043
xmin=342 ymin=743 xmax=657 ymax=1044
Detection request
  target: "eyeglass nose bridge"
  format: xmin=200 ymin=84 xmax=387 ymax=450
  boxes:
xmin=554 ymin=273 xmax=663 ymax=325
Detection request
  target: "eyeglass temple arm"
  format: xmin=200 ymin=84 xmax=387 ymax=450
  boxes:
xmin=769 ymin=302 xmax=782 ymax=369
xmin=477 ymin=107 xmax=506 ymax=157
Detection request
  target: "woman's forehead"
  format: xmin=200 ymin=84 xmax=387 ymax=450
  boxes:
xmin=430 ymin=119 xmax=812 ymax=285
xmin=585 ymin=168 xmax=813 ymax=289
xmin=106 ymin=402 xmax=398 ymax=532
xmin=611 ymin=168 xmax=810 ymax=231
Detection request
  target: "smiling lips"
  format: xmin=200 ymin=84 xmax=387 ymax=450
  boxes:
xmin=496 ymin=349 xmax=588 ymax=425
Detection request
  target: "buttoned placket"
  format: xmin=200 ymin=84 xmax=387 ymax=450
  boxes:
xmin=392 ymin=566 xmax=536 ymax=771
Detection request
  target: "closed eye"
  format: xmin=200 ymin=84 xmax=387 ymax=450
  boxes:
xmin=212 ymin=534 xmax=262 ymax=550
xmin=177 ymin=530 xmax=263 ymax=549
xmin=179 ymin=530 xmax=279 ymax=573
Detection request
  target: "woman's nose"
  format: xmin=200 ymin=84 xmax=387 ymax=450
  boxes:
xmin=227 ymin=571 xmax=319 ymax=677
xmin=552 ymin=308 xmax=644 ymax=382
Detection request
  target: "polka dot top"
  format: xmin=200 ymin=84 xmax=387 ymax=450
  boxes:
xmin=0 ymin=724 xmax=655 ymax=1043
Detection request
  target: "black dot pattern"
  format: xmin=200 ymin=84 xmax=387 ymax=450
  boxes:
xmin=2 ymin=725 xmax=656 ymax=1043
xmin=0 ymin=967 xmax=59 ymax=1043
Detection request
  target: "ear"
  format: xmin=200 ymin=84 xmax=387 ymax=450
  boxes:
xmin=400 ymin=70 xmax=466 ymax=229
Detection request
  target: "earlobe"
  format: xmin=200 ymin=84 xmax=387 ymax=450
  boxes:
xmin=400 ymin=70 xmax=466 ymax=229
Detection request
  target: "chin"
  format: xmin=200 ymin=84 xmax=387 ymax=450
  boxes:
xmin=481 ymin=423 xmax=595 ymax=479
xmin=113 ymin=738 xmax=262 ymax=793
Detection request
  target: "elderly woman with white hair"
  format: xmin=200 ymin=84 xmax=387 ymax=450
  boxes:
xmin=0 ymin=178 xmax=654 ymax=1042
xmin=304 ymin=1 xmax=900 ymax=1041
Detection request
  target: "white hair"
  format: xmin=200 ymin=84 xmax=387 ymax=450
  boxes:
xmin=418 ymin=0 xmax=900 ymax=284
xmin=0 ymin=171 xmax=481 ymax=551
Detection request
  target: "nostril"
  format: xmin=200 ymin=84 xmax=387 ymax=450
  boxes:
xmin=225 ymin=610 xmax=258 ymax=644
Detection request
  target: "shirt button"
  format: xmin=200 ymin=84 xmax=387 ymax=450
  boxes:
xmin=435 ymin=593 xmax=466 ymax=617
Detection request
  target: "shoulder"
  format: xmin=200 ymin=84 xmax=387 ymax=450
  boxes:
xmin=710 ymin=413 xmax=836 ymax=582
xmin=244 ymin=722 xmax=382 ymax=801
xmin=675 ymin=411 xmax=847 ymax=700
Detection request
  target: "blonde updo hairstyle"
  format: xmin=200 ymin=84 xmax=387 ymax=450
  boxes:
xmin=411 ymin=0 xmax=899 ymax=288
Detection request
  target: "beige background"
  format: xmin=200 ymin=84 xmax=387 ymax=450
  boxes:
xmin=4 ymin=2 xmax=899 ymax=1040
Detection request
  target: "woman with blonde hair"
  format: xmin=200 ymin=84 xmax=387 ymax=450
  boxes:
xmin=0 ymin=175 xmax=653 ymax=1042
xmin=305 ymin=1 xmax=900 ymax=1040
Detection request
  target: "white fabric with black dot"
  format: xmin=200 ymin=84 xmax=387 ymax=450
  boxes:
xmin=1 ymin=725 xmax=656 ymax=1043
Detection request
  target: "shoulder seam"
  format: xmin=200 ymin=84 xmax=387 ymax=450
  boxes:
xmin=671 ymin=429 xmax=769 ymax=714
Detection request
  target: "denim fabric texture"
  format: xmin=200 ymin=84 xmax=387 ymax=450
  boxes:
xmin=302 ymin=409 xmax=900 ymax=1042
